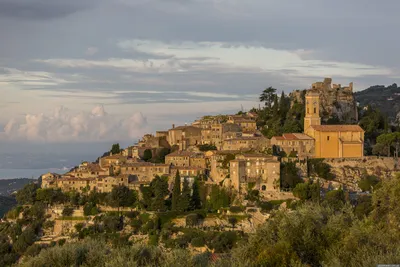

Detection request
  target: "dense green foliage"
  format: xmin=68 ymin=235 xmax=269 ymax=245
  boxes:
xmin=280 ymin=162 xmax=303 ymax=190
xmin=308 ymin=159 xmax=335 ymax=180
xmin=257 ymin=88 xmax=304 ymax=138
xmin=110 ymin=143 xmax=121 ymax=155
xmin=355 ymin=83 xmax=400 ymax=121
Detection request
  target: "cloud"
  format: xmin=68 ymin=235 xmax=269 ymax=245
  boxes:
xmin=85 ymin=47 xmax=99 ymax=56
xmin=0 ymin=0 xmax=96 ymax=20
xmin=0 ymin=105 xmax=148 ymax=143
xmin=36 ymin=39 xmax=393 ymax=78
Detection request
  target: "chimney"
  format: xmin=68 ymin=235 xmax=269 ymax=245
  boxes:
xmin=172 ymin=124 xmax=175 ymax=129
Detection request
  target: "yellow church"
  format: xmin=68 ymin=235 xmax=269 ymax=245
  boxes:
xmin=303 ymin=90 xmax=365 ymax=158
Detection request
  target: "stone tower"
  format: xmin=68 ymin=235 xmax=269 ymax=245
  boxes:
xmin=304 ymin=90 xmax=321 ymax=134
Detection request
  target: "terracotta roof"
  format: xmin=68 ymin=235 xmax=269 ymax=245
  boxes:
xmin=239 ymin=153 xmax=273 ymax=158
xmin=225 ymin=137 xmax=259 ymax=141
xmin=310 ymin=125 xmax=364 ymax=132
xmin=59 ymin=177 xmax=95 ymax=182
xmin=121 ymin=162 xmax=169 ymax=167
xmin=168 ymin=125 xmax=201 ymax=131
xmin=214 ymin=150 xmax=241 ymax=155
xmin=172 ymin=166 xmax=206 ymax=171
xmin=166 ymin=151 xmax=203 ymax=157
xmin=282 ymin=133 xmax=314 ymax=140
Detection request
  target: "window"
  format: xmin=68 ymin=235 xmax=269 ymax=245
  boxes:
xmin=261 ymin=185 xmax=266 ymax=191
xmin=327 ymin=136 xmax=330 ymax=141
xmin=307 ymin=108 xmax=309 ymax=114
xmin=314 ymin=107 xmax=316 ymax=114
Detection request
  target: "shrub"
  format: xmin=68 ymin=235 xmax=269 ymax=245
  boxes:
xmin=191 ymin=237 xmax=205 ymax=247
xmin=74 ymin=223 xmax=84 ymax=233
xmin=24 ymin=244 xmax=43 ymax=257
xmin=125 ymin=211 xmax=139 ymax=219
xmin=148 ymin=234 xmax=159 ymax=246
xmin=58 ymin=239 xmax=66 ymax=246
xmin=62 ymin=207 xmax=74 ymax=217
xmin=43 ymin=220 xmax=55 ymax=229
xmin=358 ymin=175 xmax=380 ymax=192
xmin=229 ymin=206 xmax=244 ymax=213
xmin=186 ymin=214 xmax=200 ymax=227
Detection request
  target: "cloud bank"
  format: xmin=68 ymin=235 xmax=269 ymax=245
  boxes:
xmin=0 ymin=105 xmax=148 ymax=143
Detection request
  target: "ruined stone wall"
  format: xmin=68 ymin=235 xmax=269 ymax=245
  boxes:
xmin=324 ymin=156 xmax=399 ymax=190
xmin=290 ymin=78 xmax=358 ymax=123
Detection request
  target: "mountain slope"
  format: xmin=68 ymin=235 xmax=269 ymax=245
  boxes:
xmin=0 ymin=195 xmax=16 ymax=217
xmin=355 ymin=83 xmax=400 ymax=121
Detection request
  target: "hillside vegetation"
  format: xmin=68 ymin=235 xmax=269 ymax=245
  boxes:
xmin=0 ymin=196 xmax=16 ymax=217
xmin=355 ymin=83 xmax=400 ymax=121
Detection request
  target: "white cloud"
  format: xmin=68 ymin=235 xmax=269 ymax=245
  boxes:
xmin=36 ymin=39 xmax=394 ymax=78
xmin=0 ymin=67 xmax=73 ymax=86
xmin=85 ymin=46 xmax=99 ymax=56
xmin=0 ymin=105 xmax=148 ymax=143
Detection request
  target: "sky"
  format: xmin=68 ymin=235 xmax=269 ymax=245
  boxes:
xmin=0 ymin=0 xmax=399 ymax=169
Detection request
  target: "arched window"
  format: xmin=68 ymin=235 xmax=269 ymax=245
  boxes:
xmin=261 ymin=185 xmax=266 ymax=191
xmin=314 ymin=107 xmax=316 ymax=114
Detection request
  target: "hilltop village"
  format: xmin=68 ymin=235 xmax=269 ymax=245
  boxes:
xmin=3 ymin=78 xmax=400 ymax=267
xmin=41 ymin=78 xmax=369 ymax=199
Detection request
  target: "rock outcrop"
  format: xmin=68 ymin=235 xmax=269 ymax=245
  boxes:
xmin=290 ymin=78 xmax=358 ymax=123
xmin=323 ymin=157 xmax=399 ymax=191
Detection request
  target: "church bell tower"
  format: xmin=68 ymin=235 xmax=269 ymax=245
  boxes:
xmin=304 ymin=90 xmax=321 ymax=133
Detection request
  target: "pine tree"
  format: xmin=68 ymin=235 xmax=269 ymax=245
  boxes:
xmin=190 ymin=177 xmax=202 ymax=210
xmin=171 ymin=171 xmax=181 ymax=211
xmin=179 ymin=177 xmax=191 ymax=212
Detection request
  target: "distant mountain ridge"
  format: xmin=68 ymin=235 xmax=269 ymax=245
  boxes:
xmin=355 ymin=83 xmax=400 ymax=122
xmin=0 ymin=178 xmax=36 ymax=196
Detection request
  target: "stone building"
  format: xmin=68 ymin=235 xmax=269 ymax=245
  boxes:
xmin=56 ymin=177 xmax=96 ymax=193
xmin=168 ymin=125 xmax=202 ymax=150
xmin=67 ymin=162 xmax=110 ymax=178
xmin=227 ymin=115 xmax=257 ymax=132
xmin=304 ymin=90 xmax=364 ymax=158
xmin=125 ymin=146 xmax=157 ymax=160
xmin=222 ymin=136 xmax=270 ymax=152
xmin=192 ymin=115 xmax=228 ymax=129
xmin=271 ymin=133 xmax=314 ymax=158
xmin=171 ymin=166 xmax=207 ymax=178
xmin=290 ymin=77 xmax=358 ymax=123
xmin=229 ymin=154 xmax=280 ymax=195
xmin=165 ymin=151 xmax=207 ymax=168
xmin=201 ymin=123 xmax=242 ymax=149
xmin=120 ymin=162 xmax=170 ymax=182
xmin=138 ymin=133 xmax=170 ymax=149
xmin=208 ymin=150 xmax=240 ymax=184
xmin=95 ymin=174 xmax=136 ymax=193
xmin=99 ymin=155 xmax=128 ymax=169
xmin=41 ymin=172 xmax=62 ymax=189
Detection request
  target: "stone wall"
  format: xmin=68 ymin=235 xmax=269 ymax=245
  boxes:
xmin=324 ymin=156 xmax=399 ymax=190
xmin=290 ymin=78 xmax=358 ymax=123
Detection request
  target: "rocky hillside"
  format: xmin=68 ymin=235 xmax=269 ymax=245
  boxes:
xmin=290 ymin=78 xmax=358 ymax=124
xmin=355 ymin=83 xmax=400 ymax=122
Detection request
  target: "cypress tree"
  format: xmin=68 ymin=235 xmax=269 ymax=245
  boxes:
xmin=171 ymin=171 xmax=181 ymax=211
xmin=179 ymin=177 xmax=191 ymax=212
xmin=190 ymin=177 xmax=202 ymax=210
